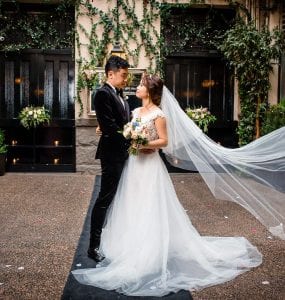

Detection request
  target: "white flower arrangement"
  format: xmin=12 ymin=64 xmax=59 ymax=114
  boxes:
xmin=81 ymin=64 xmax=106 ymax=90
xmin=186 ymin=106 xmax=217 ymax=133
xmin=122 ymin=118 xmax=149 ymax=155
xmin=19 ymin=106 xmax=51 ymax=129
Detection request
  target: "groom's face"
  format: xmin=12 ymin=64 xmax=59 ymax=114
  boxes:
xmin=108 ymin=68 xmax=129 ymax=89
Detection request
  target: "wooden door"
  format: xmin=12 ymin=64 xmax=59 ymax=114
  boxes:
xmin=0 ymin=50 xmax=75 ymax=172
xmin=165 ymin=57 xmax=237 ymax=147
xmin=165 ymin=57 xmax=233 ymax=121
xmin=0 ymin=50 xmax=74 ymax=119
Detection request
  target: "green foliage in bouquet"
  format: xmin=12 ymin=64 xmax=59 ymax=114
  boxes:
xmin=19 ymin=106 xmax=51 ymax=129
xmin=186 ymin=107 xmax=217 ymax=133
xmin=0 ymin=129 xmax=7 ymax=154
xmin=261 ymin=100 xmax=285 ymax=136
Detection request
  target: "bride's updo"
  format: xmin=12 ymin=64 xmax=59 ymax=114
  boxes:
xmin=142 ymin=74 xmax=164 ymax=105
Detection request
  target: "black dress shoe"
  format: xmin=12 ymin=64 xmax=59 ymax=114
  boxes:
xmin=87 ymin=248 xmax=105 ymax=262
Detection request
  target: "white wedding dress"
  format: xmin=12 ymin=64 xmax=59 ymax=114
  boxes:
xmin=72 ymin=107 xmax=262 ymax=297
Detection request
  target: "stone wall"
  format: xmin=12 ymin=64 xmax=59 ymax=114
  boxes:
xmin=76 ymin=118 xmax=101 ymax=174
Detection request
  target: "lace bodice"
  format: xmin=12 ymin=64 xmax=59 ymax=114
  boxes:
xmin=132 ymin=107 xmax=165 ymax=141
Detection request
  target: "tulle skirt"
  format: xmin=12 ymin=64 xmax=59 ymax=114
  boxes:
xmin=72 ymin=151 xmax=262 ymax=296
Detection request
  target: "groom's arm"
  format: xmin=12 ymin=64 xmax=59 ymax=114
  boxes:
xmin=94 ymin=90 xmax=121 ymax=135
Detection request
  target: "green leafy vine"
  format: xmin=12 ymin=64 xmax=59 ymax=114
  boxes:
xmin=2 ymin=0 xmax=284 ymax=146
xmin=219 ymin=19 xmax=285 ymax=145
xmin=75 ymin=0 xmax=206 ymax=115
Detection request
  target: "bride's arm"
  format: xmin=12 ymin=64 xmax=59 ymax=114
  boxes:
xmin=141 ymin=117 xmax=168 ymax=149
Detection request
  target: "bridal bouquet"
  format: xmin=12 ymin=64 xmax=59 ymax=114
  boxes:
xmin=186 ymin=106 xmax=216 ymax=133
xmin=19 ymin=106 xmax=51 ymax=129
xmin=122 ymin=118 xmax=149 ymax=155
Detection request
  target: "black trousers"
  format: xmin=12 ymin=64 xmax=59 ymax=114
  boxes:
xmin=89 ymin=159 xmax=126 ymax=249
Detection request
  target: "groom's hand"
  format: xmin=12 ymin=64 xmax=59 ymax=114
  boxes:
xmin=139 ymin=149 xmax=155 ymax=154
xmin=96 ymin=126 xmax=102 ymax=136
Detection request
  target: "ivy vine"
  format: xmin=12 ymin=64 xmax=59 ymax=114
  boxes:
xmin=0 ymin=0 xmax=214 ymax=117
xmin=1 ymin=0 xmax=284 ymax=148
xmin=75 ymin=0 xmax=206 ymax=115
xmin=219 ymin=19 xmax=285 ymax=145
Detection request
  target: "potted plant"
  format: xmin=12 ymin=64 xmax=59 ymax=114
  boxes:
xmin=0 ymin=129 xmax=7 ymax=176
xmin=261 ymin=99 xmax=285 ymax=136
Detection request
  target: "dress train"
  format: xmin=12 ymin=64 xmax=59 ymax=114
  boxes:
xmin=72 ymin=150 xmax=262 ymax=296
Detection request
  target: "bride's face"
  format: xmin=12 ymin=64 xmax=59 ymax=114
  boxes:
xmin=136 ymin=82 xmax=148 ymax=99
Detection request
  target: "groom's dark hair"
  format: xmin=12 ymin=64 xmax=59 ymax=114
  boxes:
xmin=105 ymin=55 xmax=130 ymax=75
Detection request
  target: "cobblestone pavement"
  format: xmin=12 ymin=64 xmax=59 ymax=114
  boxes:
xmin=0 ymin=173 xmax=284 ymax=300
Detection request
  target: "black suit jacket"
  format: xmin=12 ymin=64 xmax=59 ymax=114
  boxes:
xmin=94 ymin=83 xmax=130 ymax=162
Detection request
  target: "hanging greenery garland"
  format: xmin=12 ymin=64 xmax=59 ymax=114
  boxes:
xmin=0 ymin=0 xmax=75 ymax=51
xmin=160 ymin=3 xmax=235 ymax=56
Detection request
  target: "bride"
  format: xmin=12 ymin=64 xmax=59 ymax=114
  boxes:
xmin=72 ymin=74 xmax=285 ymax=297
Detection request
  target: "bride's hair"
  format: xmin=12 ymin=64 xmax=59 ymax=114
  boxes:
xmin=142 ymin=74 xmax=163 ymax=105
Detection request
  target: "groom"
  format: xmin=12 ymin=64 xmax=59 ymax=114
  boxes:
xmin=88 ymin=55 xmax=130 ymax=262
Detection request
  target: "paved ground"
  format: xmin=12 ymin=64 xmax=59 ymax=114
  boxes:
xmin=0 ymin=173 xmax=284 ymax=300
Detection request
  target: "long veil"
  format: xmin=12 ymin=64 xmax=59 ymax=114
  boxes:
xmin=161 ymin=86 xmax=285 ymax=240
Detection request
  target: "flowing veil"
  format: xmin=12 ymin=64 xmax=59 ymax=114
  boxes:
xmin=161 ymin=86 xmax=285 ymax=240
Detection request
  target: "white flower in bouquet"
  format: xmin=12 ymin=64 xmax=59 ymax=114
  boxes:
xmin=122 ymin=124 xmax=132 ymax=139
xmin=132 ymin=132 xmax=139 ymax=140
xmin=121 ymin=118 xmax=149 ymax=155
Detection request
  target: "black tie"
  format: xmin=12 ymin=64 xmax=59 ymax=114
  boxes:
xmin=115 ymin=88 xmax=126 ymax=110
xmin=115 ymin=88 xmax=123 ymax=97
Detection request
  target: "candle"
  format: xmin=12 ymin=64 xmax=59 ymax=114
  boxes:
xmin=12 ymin=140 xmax=18 ymax=146
xmin=14 ymin=77 xmax=22 ymax=85
xmin=53 ymin=158 xmax=60 ymax=165
xmin=54 ymin=140 xmax=59 ymax=146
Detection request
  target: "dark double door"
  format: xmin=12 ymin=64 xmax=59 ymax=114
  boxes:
xmin=165 ymin=57 xmax=238 ymax=147
xmin=0 ymin=50 xmax=74 ymax=119
xmin=0 ymin=50 xmax=75 ymax=172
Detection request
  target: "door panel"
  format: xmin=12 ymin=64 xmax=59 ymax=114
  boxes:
xmin=0 ymin=50 xmax=75 ymax=172
xmin=4 ymin=61 xmax=15 ymax=118
xmin=165 ymin=58 xmax=233 ymax=121
xmin=165 ymin=57 xmax=237 ymax=147
xmin=0 ymin=51 xmax=74 ymax=119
